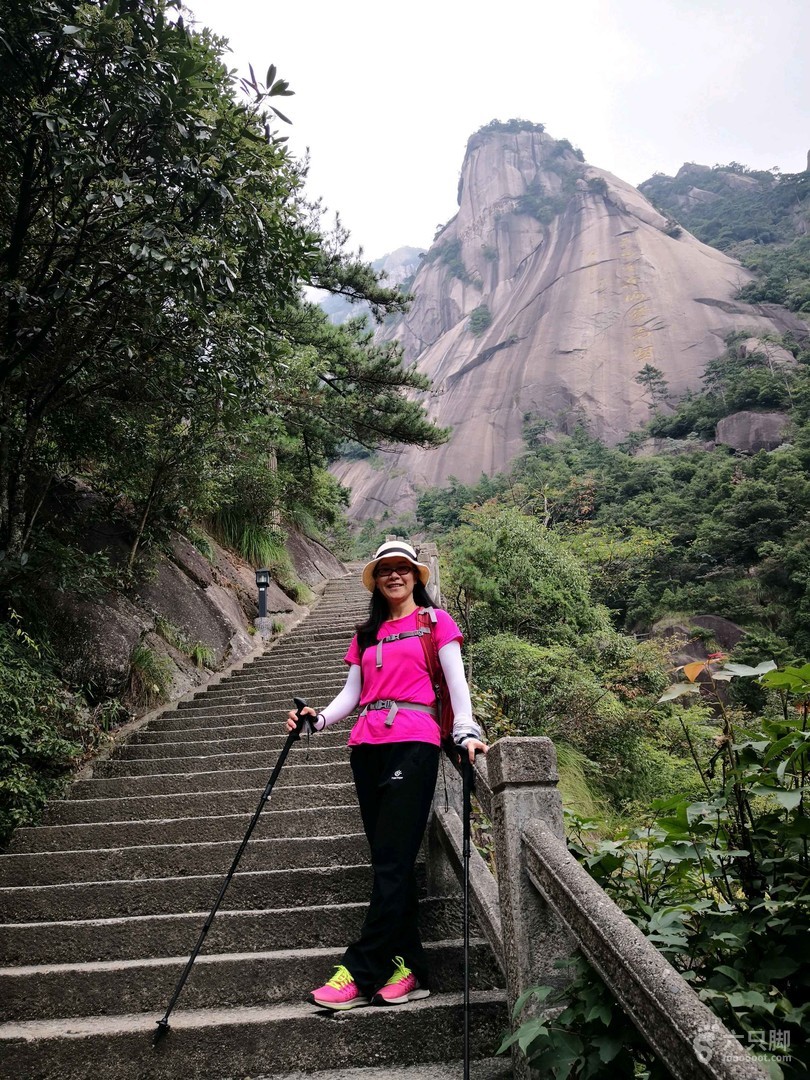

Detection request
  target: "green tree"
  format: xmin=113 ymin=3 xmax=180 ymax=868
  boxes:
xmin=444 ymin=505 xmax=611 ymax=646
xmin=0 ymin=0 xmax=445 ymax=570
xmin=634 ymin=364 xmax=670 ymax=411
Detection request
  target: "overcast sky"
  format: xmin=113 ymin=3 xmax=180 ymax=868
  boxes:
xmin=186 ymin=0 xmax=809 ymax=258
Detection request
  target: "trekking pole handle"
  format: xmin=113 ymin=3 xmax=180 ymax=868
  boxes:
xmin=293 ymin=696 xmax=308 ymax=717
xmin=293 ymin=696 xmax=312 ymax=737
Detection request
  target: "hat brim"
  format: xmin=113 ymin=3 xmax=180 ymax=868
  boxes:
xmin=361 ymin=557 xmax=431 ymax=592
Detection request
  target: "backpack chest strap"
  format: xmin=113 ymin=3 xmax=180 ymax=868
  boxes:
xmin=375 ymin=627 xmax=431 ymax=669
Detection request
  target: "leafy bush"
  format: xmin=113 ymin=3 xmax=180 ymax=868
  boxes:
xmin=0 ymin=616 xmax=87 ymax=847
xmin=516 ymin=179 xmax=569 ymax=224
xmin=504 ymin=659 xmax=810 ymax=1079
xmin=639 ymin=164 xmax=807 ymax=253
xmin=436 ymin=238 xmax=470 ymax=283
xmin=478 ymin=118 xmax=545 ymax=136
xmin=188 ymin=641 xmax=215 ymax=669
xmin=444 ymin=505 xmax=611 ymax=646
xmin=471 ymin=634 xmax=623 ymax=743
xmin=500 ymin=955 xmax=668 ymax=1078
xmin=210 ymin=511 xmax=285 ymax=567
xmin=738 ymin=237 xmax=810 ymax=312
xmin=468 ymin=305 xmax=493 ymax=335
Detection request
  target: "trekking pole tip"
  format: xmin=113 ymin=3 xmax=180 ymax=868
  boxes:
xmin=153 ymin=1019 xmax=170 ymax=1046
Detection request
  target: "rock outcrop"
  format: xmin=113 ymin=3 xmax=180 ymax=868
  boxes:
xmin=45 ymin=483 xmax=342 ymax=707
xmin=714 ymin=410 xmax=790 ymax=453
xmin=334 ymin=126 xmax=808 ymax=519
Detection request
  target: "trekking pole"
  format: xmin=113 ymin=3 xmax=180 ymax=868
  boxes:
xmin=461 ymin=750 xmax=480 ymax=1080
xmin=153 ymin=696 xmax=311 ymax=1046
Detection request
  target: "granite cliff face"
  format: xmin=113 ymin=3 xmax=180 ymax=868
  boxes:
xmin=334 ymin=126 xmax=807 ymax=519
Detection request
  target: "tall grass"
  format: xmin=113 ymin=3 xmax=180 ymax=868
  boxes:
xmin=127 ymin=643 xmax=173 ymax=707
xmin=209 ymin=511 xmax=285 ymax=567
xmin=555 ymin=743 xmax=611 ymax=823
xmin=208 ymin=511 xmax=311 ymax=603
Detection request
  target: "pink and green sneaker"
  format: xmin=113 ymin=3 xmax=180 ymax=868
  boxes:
xmin=372 ymin=956 xmax=431 ymax=1006
xmin=309 ymin=965 xmax=369 ymax=1011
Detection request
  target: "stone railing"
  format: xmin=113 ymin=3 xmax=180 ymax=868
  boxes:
xmin=416 ymin=540 xmax=442 ymax=606
xmin=427 ymin=737 xmax=770 ymax=1080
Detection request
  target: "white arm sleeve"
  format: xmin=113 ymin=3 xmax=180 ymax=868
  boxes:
xmin=314 ymin=664 xmax=362 ymax=730
xmin=438 ymin=640 xmax=482 ymax=745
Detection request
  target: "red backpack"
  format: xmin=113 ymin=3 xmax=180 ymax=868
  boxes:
xmin=415 ymin=608 xmax=457 ymax=758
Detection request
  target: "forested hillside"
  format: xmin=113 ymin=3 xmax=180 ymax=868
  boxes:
xmin=419 ymin=331 xmax=810 ymax=657
xmin=640 ymin=161 xmax=810 ymax=314
xmin=414 ymin=332 xmax=810 ymax=1075
xmin=0 ymin=0 xmax=445 ymax=841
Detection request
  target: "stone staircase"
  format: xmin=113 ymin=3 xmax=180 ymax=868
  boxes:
xmin=0 ymin=571 xmax=509 ymax=1078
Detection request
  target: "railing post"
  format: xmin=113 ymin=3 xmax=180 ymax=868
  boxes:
xmin=488 ymin=737 xmax=574 ymax=1078
xmin=416 ymin=540 xmax=441 ymax=606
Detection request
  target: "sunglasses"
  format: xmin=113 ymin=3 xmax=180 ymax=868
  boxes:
xmin=374 ymin=564 xmax=415 ymax=579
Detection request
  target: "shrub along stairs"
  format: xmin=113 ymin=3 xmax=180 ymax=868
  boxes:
xmin=0 ymin=570 xmax=508 ymax=1078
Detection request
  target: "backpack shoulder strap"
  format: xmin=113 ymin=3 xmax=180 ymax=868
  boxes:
xmin=416 ymin=608 xmax=441 ymax=682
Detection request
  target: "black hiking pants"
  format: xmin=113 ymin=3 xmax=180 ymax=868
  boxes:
xmin=342 ymin=741 xmax=440 ymax=996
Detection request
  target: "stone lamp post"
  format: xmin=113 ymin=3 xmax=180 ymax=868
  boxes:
xmin=254 ymin=568 xmax=273 ymax=639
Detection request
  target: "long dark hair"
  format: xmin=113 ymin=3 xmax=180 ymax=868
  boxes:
xmin=356 ymin=580 xmax=435 ymax=653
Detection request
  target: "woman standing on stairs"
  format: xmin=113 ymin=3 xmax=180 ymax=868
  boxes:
xmin=286 ymin=538 xmax=487 ymax=1011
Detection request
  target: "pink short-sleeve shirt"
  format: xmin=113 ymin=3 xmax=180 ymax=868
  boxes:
xmin=344 ymin=608 xmax=463 ymax=746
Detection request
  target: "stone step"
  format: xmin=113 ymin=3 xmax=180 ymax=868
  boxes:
xmin=43 ymin=782 xmax=357 ymax=825
xmin=204 ymin=667 xmax=350 ymax=686
xmin=144 ymin=706 xmax=321 ymax=730
xmin=111 ymin=733 xmax=348 ymax=761
xmin=258 ymin=629 xmax=355 ymax=645
xmin=8 ymin=805 xmax=362 ymax=854
xmin=157 ymin=708 xmax=349 ymax=730
xmin=0 ymin=862 xmax=377 ymax=922
xmin=217 ymin=676 xmax=347 ymax=696
xmin=176 ymin=686 xmax=346 ymax=711
xmin=0 ymin=832 xmax=369 ymax=886
xmin=132 ymin=722 xmax=349 ymax=745
xmin=92 ymin=747 xmax=350 ymax=780
xmin=73 ymin=758 xmax=352 ymax=799
xmin=175 ymin=685 xmax=346 ymax=711
xmin=0 ymin=991 xmax=508 ymax=1079
xmin=0 ymin=940 xmax=500 ymax=1021
xmin=253 ymin=1062 xmax=512 ymax=1080
xmin=202 ymin=670 xmax=348 ymax=694
xmin=0 ymin=897 xmax=464 ymax=965
xmin=246 ymin=657 xmax=350 ymax=674
xmin=227 ymin=659 xmax=348 ymax=679
xmin=196 ymin=685 xmax=347 ymax=706
xmin=246 ymin=654 xmax=351 ymax=672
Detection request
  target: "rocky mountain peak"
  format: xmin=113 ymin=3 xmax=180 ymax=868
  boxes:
xmin=334 ymin=123 xmax=808 ymax=520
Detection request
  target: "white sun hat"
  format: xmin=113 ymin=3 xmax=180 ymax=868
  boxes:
xmin=361 ymin=539 xmax=431 ymax=592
